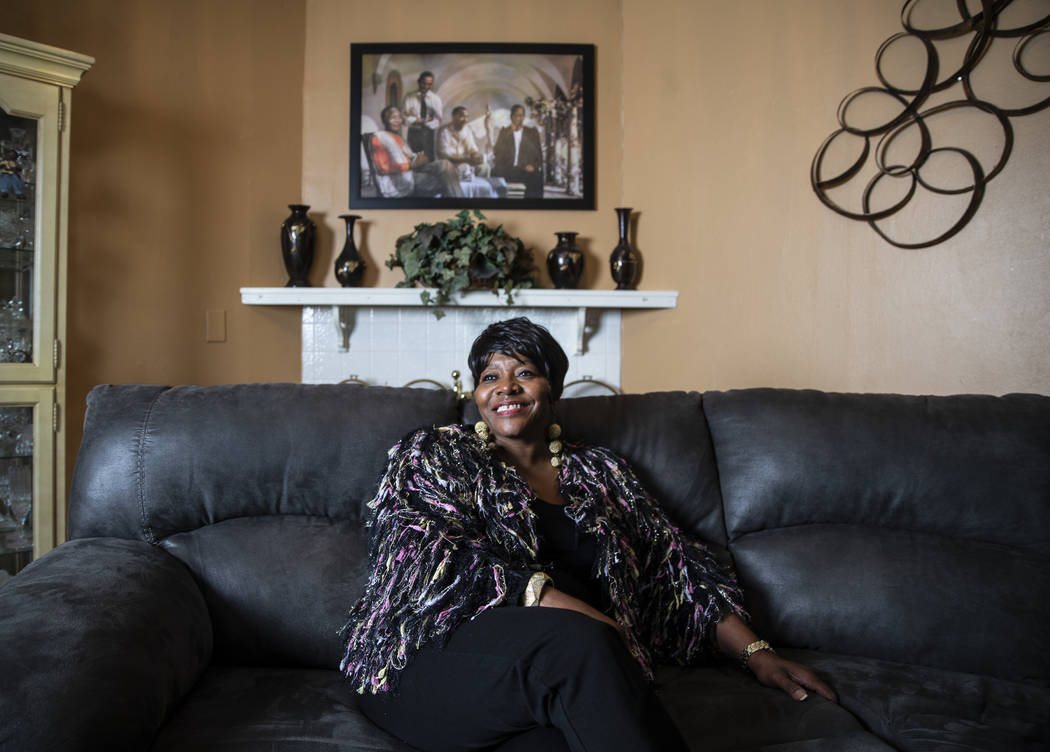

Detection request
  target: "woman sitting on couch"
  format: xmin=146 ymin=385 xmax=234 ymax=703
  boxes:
xmin=340 ymin=317 xmax=835 ymax=752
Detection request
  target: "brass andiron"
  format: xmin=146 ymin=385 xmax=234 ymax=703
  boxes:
xmin=401 ymin=371 xmax=472 ymax=400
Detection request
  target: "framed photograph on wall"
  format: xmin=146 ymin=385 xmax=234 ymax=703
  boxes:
xmin=350 ymin=42 xmax=595 ymax=210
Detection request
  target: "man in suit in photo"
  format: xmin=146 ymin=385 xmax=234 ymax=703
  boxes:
xmin=492 ymin=104 xmax=544 ymax=198
xmin=403 ymin=70 xmax=442 ymax=161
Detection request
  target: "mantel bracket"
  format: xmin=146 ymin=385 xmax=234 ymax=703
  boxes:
xmin=335 ymin=306 xmax=355 ymax=351
xmin=575 ymin=307 xmax=587 ymax=355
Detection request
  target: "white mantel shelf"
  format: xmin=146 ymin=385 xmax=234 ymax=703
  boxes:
xmin=242 ymin=287 xmax=677 ymax=361
xmin=240 ymin=287 xmax=678 ymax=309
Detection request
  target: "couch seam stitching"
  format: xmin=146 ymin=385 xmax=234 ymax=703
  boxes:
xmin=136 ymin=388 xmax=166 ymax=545
xmin=700 ymin=393 xmax=734 ymax=549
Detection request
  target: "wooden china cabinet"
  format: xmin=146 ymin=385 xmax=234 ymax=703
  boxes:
xmin=0 ymin=33 xmax=92 ymax=579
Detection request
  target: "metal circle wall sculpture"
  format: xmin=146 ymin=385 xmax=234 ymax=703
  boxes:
xmin=811 ymin=0 xmax=1049 ymax=249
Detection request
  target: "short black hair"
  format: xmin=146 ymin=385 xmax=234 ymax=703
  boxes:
xmin=418 ymin=71 xmax=434 ymax=84
xmin=510 ymin=104 xmax=525 ymax=117
xmin=380 ymin=105 xmax=401 ymax=130
xmin=452 ymin=105 xmax=467 ymax=116
xmin=469 ymin=317 xmax=569 ymax=400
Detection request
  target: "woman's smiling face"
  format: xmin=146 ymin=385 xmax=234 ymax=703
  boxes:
xmin=474 ymin=352 xmax=553 ymax=445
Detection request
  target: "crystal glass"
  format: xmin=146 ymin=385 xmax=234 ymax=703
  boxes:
xmin=6 ymin=462 xmax=32 ymax=548
xmin=0 ymin=474 xmax=13 ymax=533
xmin=0 ymin=406 xmax=33 ymax=560
xmin=0 ymin=107 xmax=37 ymax=365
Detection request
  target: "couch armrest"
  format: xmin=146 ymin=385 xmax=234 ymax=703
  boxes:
xmin=0 ymin=538 xmax=213 ymax=751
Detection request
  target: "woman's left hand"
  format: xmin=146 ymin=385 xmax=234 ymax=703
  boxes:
xmin=747 ymin=650 xmax=838 ymax=703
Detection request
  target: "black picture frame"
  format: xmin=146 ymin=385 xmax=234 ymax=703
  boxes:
xmin=350 ymin=42 xmax=595 ymax=210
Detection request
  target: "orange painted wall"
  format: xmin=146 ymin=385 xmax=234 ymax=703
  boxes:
xmin=7 ymin=0 xmax=1050 ymax=501
xmin=7 ymin=0 xmax=306 ymax=488
xmin=619 ymin=0 xmax=1050 ymax=395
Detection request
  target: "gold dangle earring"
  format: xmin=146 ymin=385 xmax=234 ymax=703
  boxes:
xmin=475 ymin=421 xmax=496 ymax=451
xmin=547 ymin=422 xmax=564 ymax=467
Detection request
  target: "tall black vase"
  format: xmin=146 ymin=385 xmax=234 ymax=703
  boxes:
xmin=335 ymin=214 xmax=366 ymax=287
xmin=280 ymin=204 xmax=316 ymax=287
xmin=547 ymin=232 xmax=584 ymax=289
xmin=609 ymin=207 xmax=638 ymax=290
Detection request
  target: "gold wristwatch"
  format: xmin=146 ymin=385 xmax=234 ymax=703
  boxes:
xmin=740 ymin=639 xmax=774 ymax=668
xmin=522 ymin=571 xmax=553 ymax=607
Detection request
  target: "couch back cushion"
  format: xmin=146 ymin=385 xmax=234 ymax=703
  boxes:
xmin=69 ymin=383 xmax=460 ymax=667
xmin=160 ymin=517 xmax=371 ymax=669
xmin=465 ymin=390 xmax=729 ymax=546
xmin=70 ymin=383 xmax=461 ymax=539
xmin=704 ymin=388 xmax=1050 ymax=683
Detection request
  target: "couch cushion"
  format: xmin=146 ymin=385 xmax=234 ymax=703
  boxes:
xmin=655 ymin=661 xmax=894 ymax=752
xmin=730 ymin=523 xmax=1050 ymax=684
xmin=0 ymin=538 xmax=212 ymax=752
xmin=704 ymin=389 xmax=1050 ymax=550
xmin=791 ymin=649 xmax=1050 ymax=752
xmin=151 ymin=666 xmax=413 ymax=751
xmin=162 ymin=516 xmax=369 ymax=668
xmin=704 ymin=389 xmax=1050 ymax=683
xmin=70 ymin=384 xmax=461 ymax=542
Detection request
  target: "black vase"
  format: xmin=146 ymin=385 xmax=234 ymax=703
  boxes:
xmin=280 ymin=204 xmax=316 ymax=287
xmin=335 ymin=214 xmax=366 ymax=287
xmin=547 ymin=232 xmax=585 ymax=289
xmin=609 ymin=207 xmax=638 ymax=290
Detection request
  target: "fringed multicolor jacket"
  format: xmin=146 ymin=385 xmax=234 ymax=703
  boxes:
xmin=339 ymin=424 xmax=747 ymax=694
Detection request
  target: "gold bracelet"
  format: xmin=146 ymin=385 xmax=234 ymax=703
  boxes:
xmin=740 ymin=639 xmax=774 ymax=668
xmin=522 ymin=571 xmax=553 ymax=607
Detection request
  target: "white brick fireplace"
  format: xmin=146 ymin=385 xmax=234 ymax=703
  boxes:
xmin=241 ymin=288 xmax=677 ymax=397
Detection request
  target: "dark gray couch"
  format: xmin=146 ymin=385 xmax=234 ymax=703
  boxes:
xmin=1 ymin=384 xmax=1047 ymax=751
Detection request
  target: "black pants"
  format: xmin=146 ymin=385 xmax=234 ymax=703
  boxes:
xmin=407 ymin=123 xmax=436 ymax=161
xmin=491 ymin=166 xmax=544 ymax=198
xmin=358 ymin=607 xmax=689 ymax=752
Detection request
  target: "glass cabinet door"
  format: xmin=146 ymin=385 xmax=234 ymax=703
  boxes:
xmin=0 ymin=387 xmax=53 ymax=581
xmin=0 ymin=35 xmax=89 ymax=585
xmin=0 ymin=71 xmax=59 ymax=384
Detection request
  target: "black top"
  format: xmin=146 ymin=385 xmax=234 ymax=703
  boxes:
xmin=533 ymin=499 xmax=606 ymax=611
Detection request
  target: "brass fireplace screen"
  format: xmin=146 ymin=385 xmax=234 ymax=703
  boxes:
xmin=339 ymin=371 xmax=619 ymax=400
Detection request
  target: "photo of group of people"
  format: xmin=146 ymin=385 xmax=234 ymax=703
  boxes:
xmin=350 ymin=45 xmax=593 ymax=209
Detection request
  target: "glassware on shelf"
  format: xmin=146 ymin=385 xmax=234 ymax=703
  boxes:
xmin=0 ymin=299 xmax=31 ymax=363
xmin=16 ymin=143 xmax=35 ymax=187
xmin=0 ymin=206 xmax=18 ymax=247
xmin=6 ymin=127 xmax=28 ymax=150
xmin=0 ymin=305 xmax=8 ymax=363
xmin=15 ymin=426 xmax=31 ymax=456
xmin=0 ymin=407 xmax=18 ymax=455
xmin=0 ymin=214 xmax=33 ymax=361
xmin=7 ymin=463 xmax=32 ymax=549
xmin=0 ymin=406 xmax=31 ymax=456
xmin=0 ymin=469 xmax=15 ymax=533
xmin=15 ymin=206 xmax=33 ymax=251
